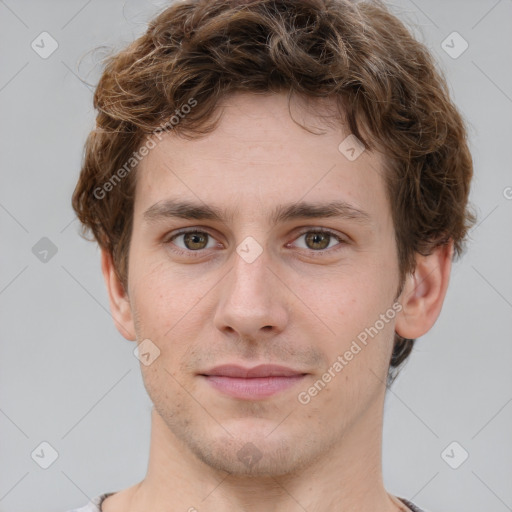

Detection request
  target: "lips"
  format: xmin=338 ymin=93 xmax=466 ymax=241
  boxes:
xmin=201 ymin=364 xmax=305 ymax=378
xmin=199 ymin=364 xmax=307 ymax=400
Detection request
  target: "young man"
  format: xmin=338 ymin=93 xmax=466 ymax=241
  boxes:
xmin=69 ymin=0 xmax=475 ymax=510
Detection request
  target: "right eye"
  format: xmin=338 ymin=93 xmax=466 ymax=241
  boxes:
xmin=164 ymin=229 xmax=221 ymax=255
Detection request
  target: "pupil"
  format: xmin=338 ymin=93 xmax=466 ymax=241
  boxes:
xmin=185 ymin=232 xmax=206 ymax=250
xmin=306 ymin=232 xmax=329 ymax=250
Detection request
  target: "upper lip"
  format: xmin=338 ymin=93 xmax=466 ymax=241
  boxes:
xmin=200 ymin=364 xmax=306 ymax=378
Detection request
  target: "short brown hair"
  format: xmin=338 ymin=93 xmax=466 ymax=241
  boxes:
xmin=72 ymin=0 xmax=476 ymax=382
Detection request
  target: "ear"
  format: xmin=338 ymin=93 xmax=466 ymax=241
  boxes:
xmin=395 ymin=240 xmax=453 ymax=340
xmin=100 ymin=248 xmax=137 ymax=341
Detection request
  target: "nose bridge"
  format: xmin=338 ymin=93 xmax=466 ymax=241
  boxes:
xmin=214 ymin=243 xmax=288 ymax=336
xmin=230 ymin=247 xmax=270 ymax=303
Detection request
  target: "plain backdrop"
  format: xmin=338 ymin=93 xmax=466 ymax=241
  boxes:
xmin=0 ymin=1 xmax=511 ymax=511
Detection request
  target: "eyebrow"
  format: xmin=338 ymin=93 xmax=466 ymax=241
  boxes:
xmin=143 ymin=199 xmax=372 ymax=226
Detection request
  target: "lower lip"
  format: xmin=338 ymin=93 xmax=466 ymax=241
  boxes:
xmin=202 ymin=375 xmax=306 ymax=400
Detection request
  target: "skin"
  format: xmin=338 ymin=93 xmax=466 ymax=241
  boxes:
xmin=100 ymin=92 xmax=452 ymax=512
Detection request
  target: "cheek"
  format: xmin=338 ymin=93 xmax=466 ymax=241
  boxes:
xmin=320 ymin=276 xmax=380 ymax=335
xmin=129 ymin=260 xmax=211 ymax=366
xmin=314 ymin=269 xmax=396 ymax=370
xmin=130 ymin=258 xmax=187 ymax=325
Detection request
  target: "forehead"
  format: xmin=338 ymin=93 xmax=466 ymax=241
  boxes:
xmin=133 ymin=92 xmax=389 ymax=224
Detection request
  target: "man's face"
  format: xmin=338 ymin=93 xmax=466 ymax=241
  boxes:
xmin=125 ymin=92 xmax=401 ymax=476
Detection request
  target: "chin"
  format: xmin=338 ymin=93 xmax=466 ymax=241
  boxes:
xmin=186 ymin=423 xmax=321 ymax=477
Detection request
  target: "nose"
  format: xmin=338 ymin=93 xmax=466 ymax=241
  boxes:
xmin=213 ymin=247 xmax=289 ymax=341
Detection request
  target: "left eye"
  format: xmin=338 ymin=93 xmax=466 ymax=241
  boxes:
xmin=291 ymin=230 xmax=344 ymax=251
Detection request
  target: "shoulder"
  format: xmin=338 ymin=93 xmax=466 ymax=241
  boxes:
xmin=398 ymin=496 xmax=431 ymax=512
xmin=63 ymin=492 xmax=115 ymax=512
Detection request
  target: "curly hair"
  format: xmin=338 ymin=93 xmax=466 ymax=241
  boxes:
xmin=72 ymin=0 xmax=476 ymax=384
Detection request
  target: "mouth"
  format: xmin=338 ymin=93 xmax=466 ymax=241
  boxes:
xmin=199 ymin=364 xmax=308 ymax=400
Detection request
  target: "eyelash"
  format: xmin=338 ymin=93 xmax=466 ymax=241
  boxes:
xmin=163 ymin=227 xmax=347 ymax=258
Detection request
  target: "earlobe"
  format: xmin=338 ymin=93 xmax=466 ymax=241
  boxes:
xmin=394 ymin=241 xmax=453 ymax=340
xmin=100 ymin=249 xmax=137 ymax=341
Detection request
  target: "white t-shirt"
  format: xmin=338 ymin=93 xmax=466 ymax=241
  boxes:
xmin=65 ymin=492 xmax=430 ymax=511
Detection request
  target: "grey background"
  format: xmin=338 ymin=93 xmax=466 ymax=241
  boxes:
xmin=0 ymin=1 xmax=511 ymax=511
